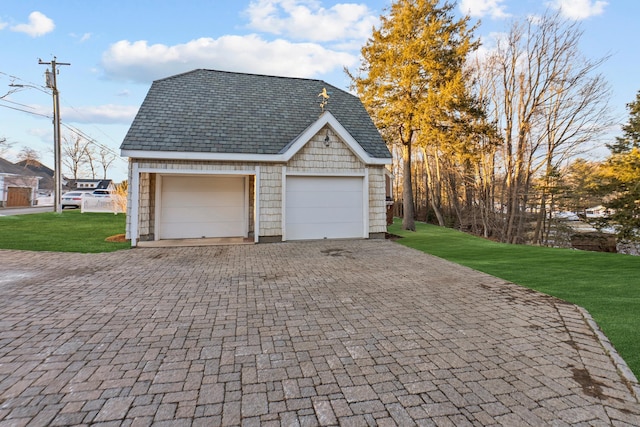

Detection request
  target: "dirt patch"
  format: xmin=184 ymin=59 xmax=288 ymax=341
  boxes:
xmin=321 ymin=248 xmax=353 ymax=258
xmin=572 ymin=367 xmax=605 ymax=399
xmin=105 ymin=234 xmax=128 ymax=243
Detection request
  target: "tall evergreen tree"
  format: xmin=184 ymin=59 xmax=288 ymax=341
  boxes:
xmin=608 ymin=90 xmax=640 ymax=153
xmin=599 ymin=91 xmax=640 ymax=239
xmin=349 ymin=0 xmax=479 ymax=231
xmin=599 ymin=148 xmax=640 ymax=239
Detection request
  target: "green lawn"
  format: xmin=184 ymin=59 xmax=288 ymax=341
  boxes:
xmin=0 ymin=209 xmax=130 ymax=253
xmin=388 ymin=220 xmax=640 ymax=379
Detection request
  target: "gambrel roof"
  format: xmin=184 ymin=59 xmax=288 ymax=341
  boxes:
xmin=120 ymin=69 xmax=391 ymax=160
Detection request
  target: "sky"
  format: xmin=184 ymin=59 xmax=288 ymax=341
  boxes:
xmin=0 ymin=0 xmax=637 ymax=183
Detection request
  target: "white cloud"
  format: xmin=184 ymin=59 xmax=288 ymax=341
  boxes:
xmin=469 ymin=31 xmax=508 ymax=67
xmin=459 ymin=0 xmax=510 ymax=19
xmin=0 ymin=21 xmax=7 ymax=30
xmin=27 ymin=127 xmax=51 ymax=140
xmin=62 ymin=105 xmax=139 ymax=124
xmin=100 ymin=35 xmax=357 ymax=83
xmin=10 ymin=11 xmax=55 ymax=37
xmin=26 ymin=103 xmax=138 ymax=125
xmin=70 ymin=32 xmax=92 ymax=42
xmin=98 ymin=1 xmax=374 ymax=85
xmin=244 ymin=0 xmax=378 ymax=43
xmin=546 ymin=0 xmax=608 ymax=20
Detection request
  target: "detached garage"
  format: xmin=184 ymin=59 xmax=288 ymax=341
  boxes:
xmin=120 ymin=69 xmax=391 ymax=246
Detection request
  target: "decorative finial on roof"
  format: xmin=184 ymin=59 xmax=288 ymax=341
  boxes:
xmin=318 ymin=87 xmax=331 ymax=112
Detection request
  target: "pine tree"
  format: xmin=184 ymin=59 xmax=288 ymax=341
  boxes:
xmin=608 ymin=90 xmax=640 ymax=154
xmin=349 ymin=0 xmax=479 ymax=231
xmin=599 ymin=91 xmax=640 ymax=239
xmin=599 ymin=148 xmax=640 ymax=239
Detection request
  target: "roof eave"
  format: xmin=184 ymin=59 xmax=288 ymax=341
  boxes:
xmin=120 ymin=149 xmax=391 ymax=165
xmin=120 ymin=150 xmax=286 ymax=162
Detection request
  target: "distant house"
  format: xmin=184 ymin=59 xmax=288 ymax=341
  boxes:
xmin=120 ymin=69 xmax=392 ymax=246
xmin=0 ymin=157 xmax=40 ymax=207
xmin=14 ymin=159 xmax=54 ymax=193
xmin=68 ymin=178 xmax=113 ymax=192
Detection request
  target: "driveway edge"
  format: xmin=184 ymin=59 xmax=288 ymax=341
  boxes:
xmin=578 ymin=306 xmax=640 ymax=403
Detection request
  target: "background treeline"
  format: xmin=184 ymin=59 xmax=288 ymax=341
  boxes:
xmin=349 ymin=0 xmax=639 ymax=244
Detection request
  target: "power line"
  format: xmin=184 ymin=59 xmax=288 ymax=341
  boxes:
xmin=0 ymin=70 xmax=49 ymax=92
xmin=0 ymin=100 xmax=125 ymax=161
xmin=1 ymin=68 xmax=128 ymax=170
xmin=65 ymin=104 xmax=131 ymax=147
xmin=2 ymin=69 xmax=128 ymax=153
xmin=0 ymin=97 xmax=37 ymax=110
xmin=0 ymin=102 xmax=50 ymax=118
xmin=61 ymin=122 xmax=126 ymax=162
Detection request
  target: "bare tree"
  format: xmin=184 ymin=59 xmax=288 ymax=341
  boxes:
xmin=17 ymin=147 xmax=41 ymax=166
xmin=478 ymin=11 xmax=612 ymax=243
xmin=62 ymin=133 xmax=90 ymax=180
xmin=86 ymin=146 xmax=117 ymax=179
xmin=98 ymin=148 xmax=116 ymax=179
xmin=0 ymin=137 xmax=15 ymax=158
xmin=84 ymin=145 xmax=97 ymax=179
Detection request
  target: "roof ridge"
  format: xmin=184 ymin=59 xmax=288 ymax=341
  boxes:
xmin=155 ymin=68 xmax=328 ymax=85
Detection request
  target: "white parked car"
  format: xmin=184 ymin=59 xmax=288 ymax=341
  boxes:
xmin=90 ymin=189 xmax=113 ymax=197
xmin=61 ymin=191 xmax=88 ymax=209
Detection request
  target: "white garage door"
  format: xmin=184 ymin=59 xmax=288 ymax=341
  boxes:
xmin=159 ymin=175 xmax=245 ymax=239
xmin=286 ymin=176 xmax=364 ymax=240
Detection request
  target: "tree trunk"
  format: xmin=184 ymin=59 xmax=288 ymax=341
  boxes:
xmin=533 ymin=196 xmax=546 ymax=245
xmin=402 ymin=143 xmax=415 ymax=231
xmin=423 ymin=147 xmax=445 ymax=226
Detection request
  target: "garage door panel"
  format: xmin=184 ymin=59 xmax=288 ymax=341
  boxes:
xmin=285 ymin=176 xmax=364 ymax=240
xmin=161 ymin=206 xmax=245 ymax=224
xmin=288 ymin=177 xmax=361 ymax=192
xmin=287 ymin=221 xmax=362 ymax=240
xmin=161 ymin=194 xmax=243 ymax=209
xmin=328 ymin=191 xmax=363 ymax=206
xmin=286 ymin=190 xmax=361 ymax=208
xmin=166 ymin=221 xmax=242 ymax=238
xmin=287 ymin=206 xmax=362 ymax=223
xmin=163 ymin=176 xmax=239 ymax=191
xmin=160 ymin=176 xmax=245 ymax=239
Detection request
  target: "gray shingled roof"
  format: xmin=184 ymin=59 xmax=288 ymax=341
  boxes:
xmin=120 ymin=69 xmax=391 ymax=159
xmin=0 ymin=157 xmax=37 ymax=176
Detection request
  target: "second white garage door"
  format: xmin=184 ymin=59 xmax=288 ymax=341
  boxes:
xmin=285 ymin=176 xmax=364 ymax=240
xmin=159 ymin=175 xmax=245 ymax=239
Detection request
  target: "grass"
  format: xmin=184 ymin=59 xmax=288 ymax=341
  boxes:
xmin=0 ymin=209 xmax=130 ymax=253
xmin=388 ymin=219 xmax=640 ymax=379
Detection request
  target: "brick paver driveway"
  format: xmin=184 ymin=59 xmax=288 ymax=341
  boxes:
xmin=0 ymin=240 xmax=638 ymax=426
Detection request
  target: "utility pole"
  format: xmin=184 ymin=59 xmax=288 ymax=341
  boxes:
xmin=39 ymin=57 xmax=70 ymax=213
